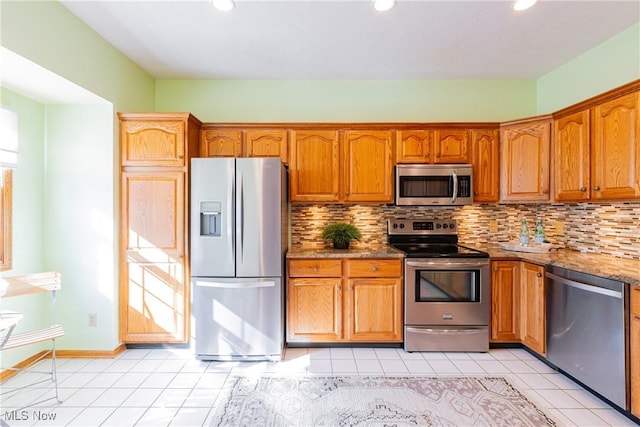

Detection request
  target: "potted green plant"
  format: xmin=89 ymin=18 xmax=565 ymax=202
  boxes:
xmin=321 ymin=223 xmax=362 ymax=249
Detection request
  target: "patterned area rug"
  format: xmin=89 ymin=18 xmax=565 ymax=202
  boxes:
xmin=208 ymin=375 xmax=556 ymax=426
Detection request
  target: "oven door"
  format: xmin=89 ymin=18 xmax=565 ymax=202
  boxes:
xmin=405 ymin=258 xmax=490 ymax=326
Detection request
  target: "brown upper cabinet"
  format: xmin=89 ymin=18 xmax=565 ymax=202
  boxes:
xmin=121 ymin=114 xmax=197 ymax=167
xmin=396 ymin=129 xmax=432 ymax=163
xmin=554 ymin=84 xmax=640 ymax=202
xmin=396 ymin=128 xmax=470 ymax=164
xmin=244 ymin=129 xmax=288 ymax=162
xmin=500 ymin=116 xmax=552 ymax=203
xmin=289 ymin=128 xmax=394 ymax=203
xmin=200 ymin=129 xmax=242 ymax=157
xmin=433 ymin=128 xmax=470 ymax=163
xmin=554 ymin=109 xmax=591 ymax=202
xmin=342 ymin=130 xmax=394 ymax=203
xmin=199 ymin=127 xmax=288 ymax=164
xmin=289 ymin=129 xmax=341 ymax=202
xmin=471 ymin=129 xmax=500 ymax=203
xmin=591 ymin=91 xmax=640 ymax=200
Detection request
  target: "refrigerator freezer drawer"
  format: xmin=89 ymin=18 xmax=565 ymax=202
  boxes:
xmin=192 ymin=277 xmax=283 ymax=361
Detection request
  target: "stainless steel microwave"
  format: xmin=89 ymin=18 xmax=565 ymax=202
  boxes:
xmin=395 ymin=164 xmax=473 ymax=206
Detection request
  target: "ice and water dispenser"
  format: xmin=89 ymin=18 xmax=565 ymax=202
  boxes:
xmin=199 ymin=201 xmax=222 ymax=237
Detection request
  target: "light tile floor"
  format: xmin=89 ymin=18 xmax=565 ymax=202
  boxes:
xmin=0 ymin=346 xmax=637 ymax=426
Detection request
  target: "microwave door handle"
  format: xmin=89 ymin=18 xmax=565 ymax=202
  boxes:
xmin=451 ymin=170 xmax=458 ymax=203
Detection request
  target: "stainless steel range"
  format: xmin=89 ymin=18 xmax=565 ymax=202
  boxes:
xmin=388 ymin=219 xmax=490 ymax=352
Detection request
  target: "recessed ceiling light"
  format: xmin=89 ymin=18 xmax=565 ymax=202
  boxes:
xmin=513 ymin=0 xmax=537 ymax=11
xmin=212 ymin=0 xmax=235 ymax=12
xmin=373 ymin=0 xmax=396 ymax=12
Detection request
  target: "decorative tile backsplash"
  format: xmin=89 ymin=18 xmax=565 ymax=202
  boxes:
xmin=291 ymin=202 xmax=640 ymax=261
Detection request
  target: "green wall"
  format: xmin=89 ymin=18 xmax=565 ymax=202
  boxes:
xmin=537 ymin=23 xmax=640 ymax=113
xmin=1 ymin=0 xmax=155 ymax=362
xmin=0 ymin=89 xmax=49 ymax=367
xmin=156 ymin=79 xmax=537 ymax=122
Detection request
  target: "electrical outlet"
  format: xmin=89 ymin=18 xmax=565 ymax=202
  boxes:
xmin=88 ymin=313 xmax=97 ymax=327
xmin=555 ymin=221 xmax=564 ymax=235
xmin=489 ymin=220 xmax=498 ymax=233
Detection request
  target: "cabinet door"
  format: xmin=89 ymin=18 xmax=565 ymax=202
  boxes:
xmin=592 ymin=92 xmax=640 ymax=200
xmin=520 ymin=262 xmax=546 ymax=355
xmin=631 ymin=286 xmax=640 ymax=417
xmin=342 ymin=130 xmax=394 ymax=203
xmin=289 ymin=130 xmax=340 ymax=202
xmin=500 ymin=119 xmax=551 ymax=202
xmin=121 ymin=120 xmax=185 ymax=167
xmin=471 ymin=129 xmax=500 ymax=203
xmin=490 ymin=261 xmax=520 ymax=342
xmin=554 ymin=110 xmax=591 ymax=202
xmin=433 ymin=129 xmax=470 ymax=163
xmin=287 ymin=278 xmax=343 ymax=342
xmin=396 ymin=130 xmax=432 ymax=163
xmin=200 ymin=129 xmax=242 ymax=157
xmin=245 ymin=129 xmax=288 ymax=164
xmin=346 ymin=278 xmax=402 ymax=342
xmin=120 ymin=170 xmax=188 ymax=342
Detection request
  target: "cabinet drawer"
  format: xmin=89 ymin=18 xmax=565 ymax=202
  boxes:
xmin=632 ymin=286 xmax=640 ymax=318
xmin=288 ymin=259 xmax=342 ymax=277
xmin=347 ymin=259 xmax=402 ymax=278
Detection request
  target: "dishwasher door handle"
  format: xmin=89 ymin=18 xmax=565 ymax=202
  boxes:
xmin=546 ymin=272 xmax=622 ymax=299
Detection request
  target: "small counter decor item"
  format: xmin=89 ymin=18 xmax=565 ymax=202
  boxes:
xmin=534 ymin=217 xmax=546 ymax=244
xmin=519 ymin=217 xmax=530 ymax=246
xmin=322 ymin=223 xmax=362 ymax=249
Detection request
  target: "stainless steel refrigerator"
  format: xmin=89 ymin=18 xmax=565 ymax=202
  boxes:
xmin=190 ymin=157 xmax=288 ymax=361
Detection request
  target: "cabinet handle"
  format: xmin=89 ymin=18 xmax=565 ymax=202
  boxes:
xmin=436 ymin=153 xmax=441 ymax=157
xmin=593 ymin=186 xmax=600 ymax=191
xmin=425 ymin=153 xmax=430 ymax=158
xmin=536 ymin=272 xmax=542 ymax=277
xmin=580 ymin=187 xmax=587 ymax=192
xmin=474 ymin=191 xmax=478 ymax=195
xmin=313 ymin=267 xmax=318 ymax=273
xmin=349 ymin=287 xmax=354 ymax=291
xmin=337 ymin=286 xmax=341 ymax=291
xmin=372 ymin=266 xmax=378 ymax=272
xmin=634 ymin=315 xmax=640 ymax=321
xmin=178 ymin=155 xmax=184 ymax=159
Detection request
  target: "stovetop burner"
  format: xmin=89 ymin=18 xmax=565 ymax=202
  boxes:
xmin=388 ymin=219 xmax=489 ymax=259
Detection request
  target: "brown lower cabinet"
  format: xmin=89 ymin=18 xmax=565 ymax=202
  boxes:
xmin=287 ymin=258 xmax=403 ymax=343
xmin=490 ymin=260 xmax=545 ymax=356
xmin=631 ymin=285 xmax=640 ymax=417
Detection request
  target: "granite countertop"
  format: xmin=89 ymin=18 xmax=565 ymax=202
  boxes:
xmin=287 ymin=245 xmax=405 ymax=259
xmin=480 ymin=244 xmax=640 ymax=287
xmin=288 ymin=243 xmax=640 ymax=287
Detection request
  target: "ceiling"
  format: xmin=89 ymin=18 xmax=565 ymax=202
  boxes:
xmin=57 ymin=1 xmax=640 ymax=80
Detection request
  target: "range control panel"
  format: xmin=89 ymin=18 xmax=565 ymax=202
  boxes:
xmin=387 ymin=219 xmax=457 ymax=235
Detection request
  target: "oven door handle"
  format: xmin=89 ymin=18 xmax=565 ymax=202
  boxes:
xmin=406 ymin=326 xmax=486 ymax=334
xmin=451 ymin=170 xmax=458 ymax=204
xmin=406 ymin=261 xmax=488 ymax=269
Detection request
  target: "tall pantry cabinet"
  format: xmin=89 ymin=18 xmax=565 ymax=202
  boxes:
xmin=118 ymin=113 xmax=201 ymax=343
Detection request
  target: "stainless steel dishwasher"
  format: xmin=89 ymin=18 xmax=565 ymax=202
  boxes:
xmin=546 ymin=265 xmax=629 ymax=410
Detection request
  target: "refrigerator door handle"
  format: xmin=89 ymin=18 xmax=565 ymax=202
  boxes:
xmin=238 ymin=170 xmax=244 ymax=264
xmin=194 ymin=280 xmax=276 ymax=289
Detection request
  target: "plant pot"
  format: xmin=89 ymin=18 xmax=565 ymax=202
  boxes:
xmin=332 ymin=240 xmax=350 ymax=250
